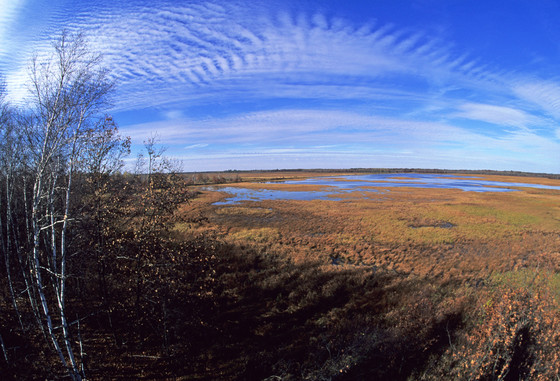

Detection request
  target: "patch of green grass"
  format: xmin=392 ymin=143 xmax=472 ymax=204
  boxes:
xmin=404 ymin=226 xmax=456 ymax=245
xmin=173 ymin=222 xmax=190 ymax=232
xmin=230 ymin=227 xmax=280 ymax=242
xmin=456 ymin=204 xmax=541 ymax=227
xmin=490 ymin=268 xmax=560 ymax=300
xmin=215 ymin=206 xmax=272 ymax=216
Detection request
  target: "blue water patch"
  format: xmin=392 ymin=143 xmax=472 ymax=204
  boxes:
xmin=284 ymin=173 xmax=560 ymax=192
xmin=212 ymin=186 xmax=369 ymax=205
xmin=212 ymin=173 xmax=560 ymax=205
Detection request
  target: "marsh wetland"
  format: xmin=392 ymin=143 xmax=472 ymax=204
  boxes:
xmin=162 ymin=171 xmax=560 ymax=379
xmin=6 ymin=169 xmax=560 ymax=379
xmin=203 ymin=172 xmax=560 ymax=278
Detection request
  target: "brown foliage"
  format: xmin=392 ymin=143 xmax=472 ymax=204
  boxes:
xmin=448 ymin=283 xmax=560 ymax=380
xmin=2 ymin=172 xmax=560 ymax=379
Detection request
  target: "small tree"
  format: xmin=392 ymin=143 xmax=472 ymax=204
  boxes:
xmin=21 ymin=31 xmax=118 ymax=380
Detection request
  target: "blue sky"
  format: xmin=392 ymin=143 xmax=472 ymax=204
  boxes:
xmin=2 ymin=0 xmax=560 ymax=173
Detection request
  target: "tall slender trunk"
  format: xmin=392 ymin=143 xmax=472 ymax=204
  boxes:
xmin=4 ymin=171 xmax=24 ymax=329
xmin=19 ymin=173 xmax=45 ymax=333
xmin=0 ymin=327 xmax=8 ymax=364
xmin=49 ymin=169 xmax=59 ymax=274
xmin=58 ymin=132 xmax=81 ymax=379
xmin=31 ymin=174 xmax=67 ymax=359
xmin=23 ymin=175 xmax=31 ymax=243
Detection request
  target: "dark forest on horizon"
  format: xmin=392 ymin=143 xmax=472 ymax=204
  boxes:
xmin=182 ymin=168 xmax=560 ymax=179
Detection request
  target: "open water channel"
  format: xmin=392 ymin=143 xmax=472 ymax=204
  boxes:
xmin=212 ymin=173 xmax=560 ymax=205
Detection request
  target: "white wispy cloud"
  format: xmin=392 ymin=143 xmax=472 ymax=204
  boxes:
xmin=4 ymin=0 xmax=537 ymax=120
xmin=4 ymin=1 xmax=557 ymax=123
xmin=512 ymin=80 xmax=560 ymax=119
xmin=555 ymin=128 xmax=560 ymax=140
xmin=3 ymin=0 xmax=560 ymax=173
xmin=120 ymin=108 xmax=560 ymax=172
xmin=162 ymin=109 xmax=185 ymax=120
xmin=0 ymin=0 xmax=26 ymax=59
xmin=452 ymin=102 xmax=540 ymax=129
xmin=184 ymin=143 xmax=209 ymax=149
xmin=3 ymin=0 xmax=491 ymax=111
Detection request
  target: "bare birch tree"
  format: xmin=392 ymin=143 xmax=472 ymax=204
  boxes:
xmin=0 ymin=81 xmax=16 ymax=363
xmin=22 ymin=31 xmax=115 ymax=380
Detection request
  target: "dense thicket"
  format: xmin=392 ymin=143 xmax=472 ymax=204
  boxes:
xmin=0 ymin=32 xmax=132 ymax=379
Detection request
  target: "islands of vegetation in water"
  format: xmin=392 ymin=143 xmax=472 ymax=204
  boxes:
xmin=211 ymin=173 xmax=560 ymax=205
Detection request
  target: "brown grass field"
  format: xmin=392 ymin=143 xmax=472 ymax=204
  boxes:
xmin=4 ymin=171 xmax=560 ymax=379
xmin=163 ymin=172 xmax=560 ymax=379
xmin=185 ymin=172 xmax=560 ymax=280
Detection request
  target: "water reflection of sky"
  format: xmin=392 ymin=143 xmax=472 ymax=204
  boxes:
xmin=213 ymin=174 xmax=560 ymax=205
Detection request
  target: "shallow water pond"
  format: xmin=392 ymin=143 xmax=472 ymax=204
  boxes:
xmin=212 ymin=173 xmax=560 ymax=205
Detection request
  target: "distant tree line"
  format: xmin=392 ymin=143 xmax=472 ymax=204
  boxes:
xmin=207 ymin=168 xmax=559 ymax=179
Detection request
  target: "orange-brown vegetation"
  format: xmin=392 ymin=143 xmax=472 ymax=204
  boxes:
xmin=1 ymin=171 xmax=560 ymax=379
xmin=193 ymin=175 xmax=560 ymax=279
xmin=176 ymin=172 xmax=560 ymax=379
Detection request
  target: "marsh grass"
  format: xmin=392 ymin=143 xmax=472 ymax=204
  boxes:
xmin=230 ymin=227 xmax=281 ymax=242
xmin=216 ymin=206 xmax=273 ymax=216
xmin=181 ymin=174 xmax=560 ymax=379
xmin=491 ymin=268 xmax=560 ymax=300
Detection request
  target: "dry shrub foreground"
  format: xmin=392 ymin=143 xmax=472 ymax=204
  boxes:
xmin=1 ymin=172 xmax=560 ymax=379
